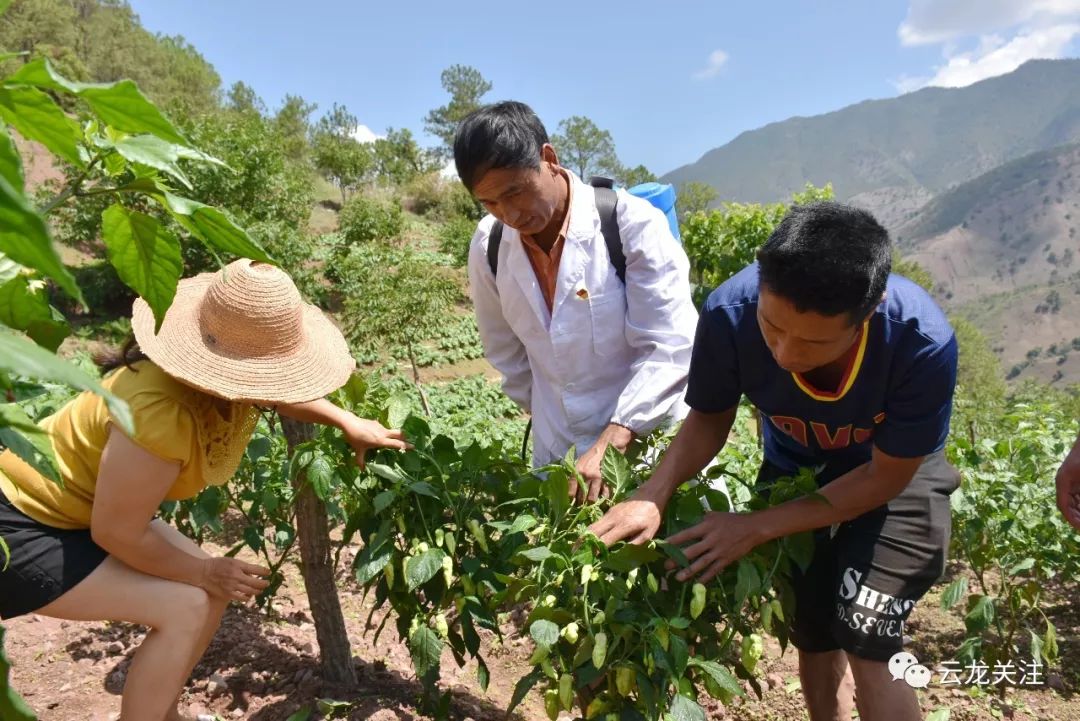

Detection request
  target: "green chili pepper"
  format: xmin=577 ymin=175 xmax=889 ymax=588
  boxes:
xmin=656 ymin=624 xmax=670 ymax=651
xmin=690 ymin=582 xmax=707 ymax=619
xmin=441 ymin=555 xmax=453 ymax=585
xmin=592 ymin=631 xmax=608 ymax=668
xmin=559 ymin=673 xmax=574 ymax=709
xmin=741 ymin=633 xmax=764 ymax=674
xmin=544 ymin=690 xmax=560 ymax=721
xmin=647 ymin=572 xmax=659 ymax=593
xmin=466 ymin=518 xmax=489 ymax=553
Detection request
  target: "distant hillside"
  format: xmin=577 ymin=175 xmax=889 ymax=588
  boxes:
xmin=900 ymin=143 xmax=1080 ymax=385
xmin=662 ymin=59 xmax=1080 ymax=208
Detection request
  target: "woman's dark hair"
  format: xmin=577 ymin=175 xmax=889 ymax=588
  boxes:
xmin=757 ymin=201 xmax=892 ymax=324
xmin=93 ymin=335 xmax=149 ymax=373
xmin=453 ymin=100 xmax=549 ymax=192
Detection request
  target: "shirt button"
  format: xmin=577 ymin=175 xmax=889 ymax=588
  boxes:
xmin=566 ymin=383 xmax=576 ymax=391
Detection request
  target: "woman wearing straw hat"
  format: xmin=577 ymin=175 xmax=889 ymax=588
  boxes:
xmin=0 ymin=259 xmax=408 ymax=721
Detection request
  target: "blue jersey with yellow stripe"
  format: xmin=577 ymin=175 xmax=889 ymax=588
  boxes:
xmin=686 ymin=263 xmax=958 ymax=477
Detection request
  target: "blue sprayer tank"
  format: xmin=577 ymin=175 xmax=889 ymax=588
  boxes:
xmin=627 ymin=182 xmax=680 ymax=242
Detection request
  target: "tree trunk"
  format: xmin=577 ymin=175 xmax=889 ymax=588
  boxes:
xmin=408 ymin=344 xmax=431 ymax=415
xmin=281 ymin=417 xmax=357 ymax=687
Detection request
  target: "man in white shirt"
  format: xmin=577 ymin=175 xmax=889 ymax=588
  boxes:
xmin=454 ymin=101 xmax=698 ymax=501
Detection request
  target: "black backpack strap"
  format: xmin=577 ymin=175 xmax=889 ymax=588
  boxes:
xmin=487 ymin=220 xmax=504 ymax=277
xmin=589 ymin=178 xmax=625 ymax=284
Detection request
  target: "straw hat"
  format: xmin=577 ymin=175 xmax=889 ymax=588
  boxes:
xmin=132 ymin=259 xmax=356 ymax=404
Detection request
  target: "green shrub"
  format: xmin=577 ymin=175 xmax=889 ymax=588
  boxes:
xmin=402 ymin=172 xmax=482 ymax=221
xmin=438 ymin=215 xmax=477 ymax=267
xmin=338 ymin=194 xmax=405 ymax=245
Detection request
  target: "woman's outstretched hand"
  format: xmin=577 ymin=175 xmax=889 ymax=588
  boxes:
xmin=341 ymin=416 xmax=411 ymax=469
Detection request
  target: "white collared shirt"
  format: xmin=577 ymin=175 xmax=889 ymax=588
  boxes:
xmin=467 ymin=171 xmax=699 ymax=465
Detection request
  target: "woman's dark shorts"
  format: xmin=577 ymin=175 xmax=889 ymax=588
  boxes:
xmin=0 ymin=486 xmax=108 ymax=618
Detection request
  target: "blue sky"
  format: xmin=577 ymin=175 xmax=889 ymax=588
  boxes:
xmin=128 ymin=0 xmax=1080 ymax=175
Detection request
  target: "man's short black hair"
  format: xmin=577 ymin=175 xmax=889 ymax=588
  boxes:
xmin=757 ymin=201 xmax=892 ymax=324
xmin=453 ymin=100 xmax=549 ymax=192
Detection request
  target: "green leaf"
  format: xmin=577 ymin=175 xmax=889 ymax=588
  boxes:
xmin=926 ymin=708 xmax=951 ymax=721
xmin=668 ymin=693 xmax=706 ymax=721
xmin=735 ymin=559 xmax=760 ymax=608
xmin=1043 ymin=621 xmax=1059 ymax=664
xmin=354 ymin=548 xmax=391 ymax=585
xmin=0 ymin=253 xmax=18 ymax=285
xmin=964 ymin=594 xmax=995 ymax=634
xmin=1008 ymin=558 xmax=1035 ymax=576
xmin=368 ymin=463 xmax=408 ymax=484
xmin=940 ymin=577 xmax=968 ymax=610
xmin=0 ymin=86 xmax=83 ymax=167
xmin=506 ymin=667 xmax=543 ymax=716
xmin=0 ymin=274 xmax=69 ymax=350
xmin=315 ymin=698 xmax=351 ymax=714
xmin=155 ymin=191 xmax=271 ymax=262
xmin=603 ymin=543 xmax=661 ymax=572
xmin=784 ymin=531 xmax=815 ymax=572
xmin=0 ymin=627 xmax=36 ymax=721
xmin=669 ymin=633 xmax=690 ymax=677
xmin=405 ymin=548 xmax=446 ymax=591
xmin=689 ymin=658 xmax=745 ymax=698
xmin=600 ymin=444 xmax=631 ymax=493
xmin=385 ymin=392 xmax=411 ymax=429
xmin=507 ymin=514 xmax=538 ymax=534
xmin=407 ymin=624 xmax=442 ymax=678
xmin=285 ymin=708 xmax=312 ymax=721
xmin=0 ymin=125 xmax=23 ymax=191
xmin=529 ymin=619 xmax=559 ymax=650
xmin=306 ymin=451 xmax=334 ymax=501
xmin=372 ymin=489 xmax=396 ymax=514
xmin=5 ymin=61 xmax=188 ymax=147
xmin=1029 ymin=629 xmax=1044 ymax=668
xmin=0 ymin=174 xmax=82 ymax=303
xmin=0 ymin=331 xmax=133 ymax=433
xmin=0 ymin=1 xmax=13 ymax=16
xmin=476 ymin=658 xmax=490 ymax=692
xmin=518 ymin=546 xmax=554 ymax=562
xmin=407 ymin=480 xmax=439 ymax=499
xmin=100 ymin=204 xmax=182 ymax=332
xmin=4 ymin=57 xmax=89 ymax=94
xmin=112 ymin=135 xmax=193 ymax=189
xmin=81 ymin=81 xmax=187 ymax=145
xmin=0 ymin=403 xmax=59 ymax=483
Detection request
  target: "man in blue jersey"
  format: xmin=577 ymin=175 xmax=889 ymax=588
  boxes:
xmin=590 ymin=202 xmax=960 ymax=721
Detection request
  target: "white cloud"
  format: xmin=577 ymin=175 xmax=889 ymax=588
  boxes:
xmin=899 ymin=0 xmax=1080 ymax=45
xmin=693 ymin=49 xmax=729 ymax=80
xmin=895 ymin=0 xmax=1080 ymax=92
xmin=924 ymin=25 xmax=1080 ymax=87
xmin=351 ymin=124 xmax=383 ymax=144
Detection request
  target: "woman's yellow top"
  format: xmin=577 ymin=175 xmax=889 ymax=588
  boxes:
xmin=0 ymin=361 xmax=259 ymax=530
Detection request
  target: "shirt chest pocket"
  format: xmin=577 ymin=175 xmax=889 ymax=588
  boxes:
xmin=587 ymin=291 xmax=626 ymax=357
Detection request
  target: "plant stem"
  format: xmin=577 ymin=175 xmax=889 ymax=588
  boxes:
xmin=39 ymin=154 xmax=101 ymax=214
